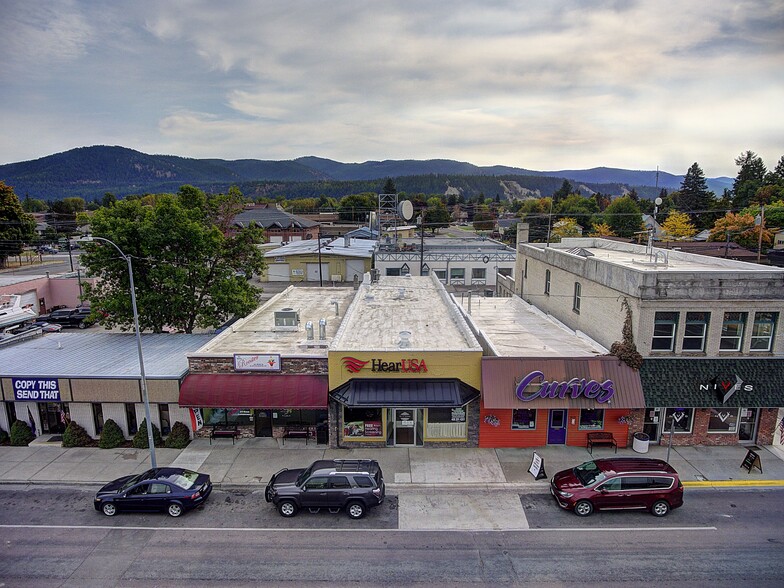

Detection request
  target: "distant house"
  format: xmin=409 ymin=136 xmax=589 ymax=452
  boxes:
xmin=773 ymin=229 xmax=784 ymax=250
xmin=262 ymin=236 xmax=375 ymax=283
xmin=641 ymin=214 xmax=663 ymax=239
xmin=231 ymin=205 xmax=320 ymax=243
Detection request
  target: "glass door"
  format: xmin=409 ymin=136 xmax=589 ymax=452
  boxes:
xmin=394 ymin=409 xmax=416 ymax=446
xmin=643 ymin=408 xmax=662 ymax=442
xmin=738 ymin=408 xmax=759 ymax=443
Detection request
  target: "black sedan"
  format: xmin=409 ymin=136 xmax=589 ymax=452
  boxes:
xmin=94 ymin=467 xmax=212 ymax=517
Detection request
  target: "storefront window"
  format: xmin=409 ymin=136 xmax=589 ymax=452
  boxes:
xmin=663 ymin=408 xmax=694 ymax=433
xmin=92 ymin=403 xmax=104 ymax=434
xmin=707 ymin=408 xmax=739 ymax=433
xmin=511 ymin=409 xmax=537 ymax=430
xmin=271 ymin=409 xmax=323 ymax=426
xmin=578 ymin=409 xmax=604 ymax=430
xmin=426 ymin=407 xmax=466 ymax=439
xmin=203 ymin=408 xmax=253 ymax=426
xmin=125 ymin=403 xmax=138 ymax=434
xmin=159 ymin=404 xmax=171 ymax=435
xmin=343 ymin=407 xmax=383 ymax=438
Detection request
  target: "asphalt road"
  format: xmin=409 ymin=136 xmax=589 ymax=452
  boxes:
xmin=0 ymin=485 xmax=782 ymax=586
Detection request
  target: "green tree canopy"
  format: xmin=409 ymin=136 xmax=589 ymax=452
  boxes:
xmin=423 ymin=201 xmax=451 ymax=234
xmin=732 ymin=150 xmax=767 ymax=209
xmin=603 ymin=196 xmax=643 ymax=238
xmin=0 ymin=182 xmax=37 ymax=268
xmin=22 ymin=195 xmax=48 ymax=212
xmin=338 ymin=193 xmax=376 ymax=222
xmin=675 ymin=162 xmax=715 ymax=229
xmin=80 ymin=188 xmax=266 ymax=333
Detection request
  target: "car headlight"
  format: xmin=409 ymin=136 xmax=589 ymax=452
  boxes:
xmin=556 ymin=489 xmax=573 ymax=498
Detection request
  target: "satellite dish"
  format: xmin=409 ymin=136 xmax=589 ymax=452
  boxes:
xmin=398 ymin=200 xmax=414 ymax=221
xmin=655 ymin=197 xmax=663 ymax=206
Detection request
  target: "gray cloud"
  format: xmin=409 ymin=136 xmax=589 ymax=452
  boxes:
xmin=1 ymin=0 xmax=782 ymax=176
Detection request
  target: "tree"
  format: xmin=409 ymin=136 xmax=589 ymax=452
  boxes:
xmin=338 ymin=193 xmax=376 ymax=222
xmin=732 ymin=150 xmax=766 ymax=209
xmin=550 ymin=217 xmax=581 ymax=242
xmin=589 ymin=222 xmax=615 ymax=237
xmin=472 ymin=205 xmax=495 ymax=231
xmin=101 ymin=193 xmax=117 ymax=208
xmin=708 ymin=212 xmax=772 ymax=250
xmin=80 ymin=190 xmax=266 ymax=333
xmin=0 ymin=182 xmax=37 ymax=268
xmin=552 ymin=180 xmax=573 ymax=204
xmin=22 ymin=195 xmax=48 ymax=212
xmin=675 ymin=162 xmax=714 ymax=229
xmin=555 ymin=194 xmax=599 ymax=225
xmin=423 ymin=202 xmax=451 ymax=234
xmin=603 ymin=196 xmax=643 ymax=238
xmin=660 ymin=211 xmax=697 ymax=241
xmin=382 ymin=178 xmax=397 ymax=194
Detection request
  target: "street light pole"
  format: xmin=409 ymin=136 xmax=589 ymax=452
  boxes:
xmin=88 ymin=236 xmax=157 ymax=468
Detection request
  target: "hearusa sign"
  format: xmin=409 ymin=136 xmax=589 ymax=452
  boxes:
xmin=12 ymin=378 xmax=60 ymax=402
xmin=515 ymin=371 xmax=615 ymax=404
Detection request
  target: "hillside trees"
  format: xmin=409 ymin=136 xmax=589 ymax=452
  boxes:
xmin=80 ymin=186 xmax=266 ymax=333
xmin=0 ymin=182 xmax=36 ymax=268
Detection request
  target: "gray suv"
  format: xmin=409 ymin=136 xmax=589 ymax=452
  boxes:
xmin=265 ymin=459 xmax=385 ymax=519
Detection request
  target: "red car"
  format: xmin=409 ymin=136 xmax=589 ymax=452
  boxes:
xmin=550 ymin=457 xmax=684 ymax=517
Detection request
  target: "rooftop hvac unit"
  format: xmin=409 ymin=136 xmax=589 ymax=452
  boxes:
xmin=273 ymin=307 xmax=300 ymax=331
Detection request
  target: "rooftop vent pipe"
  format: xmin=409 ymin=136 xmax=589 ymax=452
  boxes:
xmin=305 ymin=321 xmax=314 ymax=340
xmin=319 ymin=318 xmax=327 ymax=340
xmin=399 ymin=331 xmax=411 ymax=348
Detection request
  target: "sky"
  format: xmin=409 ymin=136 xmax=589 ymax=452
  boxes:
xmin=2 ymin=1 xmax=783 ymax=178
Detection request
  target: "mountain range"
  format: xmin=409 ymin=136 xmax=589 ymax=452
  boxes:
xmin=0 ymin=145 xmax=734 ymax=202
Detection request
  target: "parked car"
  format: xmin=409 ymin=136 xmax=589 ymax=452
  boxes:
xmin=39 ymin=306 xmax=95 ymax=329
xmin=550 ymin=457 xmax=683 ymax=517
xmin=94 ymin=467 xmax=212 ymax=518
xmin=18 ymin=320 xmax=63 ymax=333
xmin=37 ymin=245 xmax=58 ymax=254
xmin=265 ymin=459 xmax=385 ymax=519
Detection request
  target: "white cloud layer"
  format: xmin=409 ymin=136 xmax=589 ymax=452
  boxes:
xmin=1 ymin=0 xmax=783 ymax=176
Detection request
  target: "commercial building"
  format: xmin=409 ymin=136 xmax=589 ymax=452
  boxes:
xmin=457 ymin=294 xmax=644 ymax=448
xmin=328 ymin=274 xmax=483 ymax=448
xmin=262 ymin=237 xmax=375 ymax=283
xmin=180 ymin=286 xmax=358 ymax=443
xmin=0 ymin=332 xmax=212 ymax=439
xmin=514 ymin=236 xmax=784 ymax=446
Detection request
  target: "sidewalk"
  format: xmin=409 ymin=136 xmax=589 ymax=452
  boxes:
xmin=2 ymin=437 xmax=784 ymax=490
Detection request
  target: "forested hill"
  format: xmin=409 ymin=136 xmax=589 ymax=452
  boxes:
xmin=0 ymin=145 xmax=733 ymax=201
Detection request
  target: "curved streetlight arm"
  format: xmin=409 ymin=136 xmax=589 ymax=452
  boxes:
xmin=86 ymin=236 xmax=157 ymax=468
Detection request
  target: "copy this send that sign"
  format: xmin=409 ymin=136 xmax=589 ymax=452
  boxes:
xmin=12 ymin=378 xmax=60 ymax=402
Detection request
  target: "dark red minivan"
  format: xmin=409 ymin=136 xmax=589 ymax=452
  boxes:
xmin=550 ymin=457 xmax=684 ymax=517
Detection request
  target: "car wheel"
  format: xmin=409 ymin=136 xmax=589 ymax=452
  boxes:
xmin=346 ymin=501 xmax=366 ymax=520
xmin=651 ymin=500 xmax=670 ymax=517
xmin=102 ymin=502 xmax=117 ymax=517
xmin=574 ymin=500 xmax=593 ymax=517
xmin=78 ymin=321 xmax=87 ymax=329
xmin=167 ymin=502 xmax=184 ymax=517
xmin=278 ymin=499 xmax=298 ymax=518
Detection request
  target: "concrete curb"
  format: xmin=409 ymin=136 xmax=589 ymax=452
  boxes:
xmin=682 ymin=479 xmax=784 ymax=488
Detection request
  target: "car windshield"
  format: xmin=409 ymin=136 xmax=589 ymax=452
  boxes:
xmin=163 ymin=470 xmax=200 ymax=490
xmin=296 ymin=464 xmax=316 ymax=486
xmin=573 ymin=461 xmax=607 ymax=487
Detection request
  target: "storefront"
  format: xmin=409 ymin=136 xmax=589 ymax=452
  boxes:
xmin=638 ymin=358 xmax=784 ymax=446
xmin=479 ymin=357 xmax=646 ymax=448
xmin=327 ymin=351 xmax=482 ymax=448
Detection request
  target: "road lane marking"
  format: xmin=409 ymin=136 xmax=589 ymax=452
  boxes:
xmin=0 ymin=524 xmax=717 ymax=533
xmin=683 ymin=480 xmax=784 ymax=487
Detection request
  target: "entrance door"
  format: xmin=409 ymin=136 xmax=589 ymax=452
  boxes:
xmin=547 ymin=409 xmax=567 ymax=445
xmin=738 ymin=408 xmax=759 ymax=443
xmin=643 ymin=408 xmax=662 ymax=442
xmin=254 ymin=410 xmax=273 ymax=437
xmin=394 ymin=409 xmax=416 ymax=446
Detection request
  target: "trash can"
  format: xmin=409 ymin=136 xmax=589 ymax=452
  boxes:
xmin=633 ymin=432 xmax=650 ymax=454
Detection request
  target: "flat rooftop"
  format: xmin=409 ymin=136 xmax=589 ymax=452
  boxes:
xmin=331 ymin=275 xmax=481 ymax=352
xmin=456 ymin=295 xmax=607 ymax=357
xmin=193 ymin=286 xmax=358 ymax=356
xmin=530 ymin=238 xmax=784 ymax=274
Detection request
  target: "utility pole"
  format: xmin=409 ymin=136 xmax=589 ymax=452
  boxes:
xmin=756 ymin=205 xmax=765 ymax=263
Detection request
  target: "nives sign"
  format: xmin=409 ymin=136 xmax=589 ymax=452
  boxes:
xmin=515 ymin=371 xmax=615 ymax=404
xmin=342 ymin=356 xmax=428 ymax=374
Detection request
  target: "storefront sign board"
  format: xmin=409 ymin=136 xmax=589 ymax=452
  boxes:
xmin=234 ymin=354 xmax=281 ymax=371
xmin=516 ymin=371 xmax=615 ymax=404
xmin=12 ymin=378 xmax=60 ymax=402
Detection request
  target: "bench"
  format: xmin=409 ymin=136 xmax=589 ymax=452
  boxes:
xmin=210 ymin=424 xmax=239 ymax=444
xmin=587 ymin=431 xmax=617 ymax=454
xmin=283 ymin=425 xmax=311 ymax=445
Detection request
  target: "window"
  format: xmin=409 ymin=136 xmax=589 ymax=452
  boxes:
xmin=750 ymin=312 xmax=777 ymax=351
xmin=472 ymin=267 xmax=486 ymax=280
xmin=426 ymin=407 xmax=466 ymax=439
xmin=620 ymin=477 xmax=651 ymax=490
xmin=597 ymin=478 xmax=622 ymax=491
xmin=434 ymin=270 xmax=447 ymax=282
xmin=329 ymin=476 xmax=351 ymax=489
xmin=304 ymin=477 xmax=329 ymax=490
xmin=125 ymin=403 xmax=138 ymax=435
xmin=573 ymin=282 xmax=581 ymax=313
xmin=92 ymin=403 xmax=104 ymax=434
xmin=682 ymin=312 xmax=709 ymax=351
xmin=385 ymin=267 xmax=401 ymax=276
xmin=578 ymin=409 xmax=604 ymax=430
xmin=524 ymin=259 xmax=528 ymax=279
xmin=498 ymin=268 xmax=512 ymax=277
xmin=720 ymin=312 xmax=747 ymax=351
xmin=149 ymin=483 xmax=170 ymax=494
xmin=450 ymin=267 xmax=465 ymax=282
xmin=354 ymin=476 xmax=374 ymax=488
xmin=203 ymin=408 xmax=253 ymax=426
xmin=545 ymin=270 xmax=551 ymax=295
xmin=663 ymin=408 xmax=694 ymax=433
xmin=708 ymin=408 xmax=740 ymax=433
xmin=343 ymin=408 xmax=383 ymax=438
xmin=511 ymin=409 xmax=537 ymax=430
xmin=652 ymin=312 xmax=679 ymax=351
xmin=159 ymin=404 xmax=171 ymax=435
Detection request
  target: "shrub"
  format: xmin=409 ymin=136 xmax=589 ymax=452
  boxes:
xmin=0 ymin=427 xmax=8 ymax=445
xmin=62 ymin=421 xmax=93 ymax=447
xmin=98 ymin=418 xmax=125 ymax=449
xmin=10 ymin=420 xmax=35 ymax=446
xmin=132 ymin=419 xmax=163 ymax=448
xmin=164 ymin=421 xmax=192 ymax=449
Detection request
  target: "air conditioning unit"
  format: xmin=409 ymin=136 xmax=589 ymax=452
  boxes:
xmin=330 ymin=274 xmax=342 ymax=282
xmin=273 ymin=307 xmax=300 ymax=331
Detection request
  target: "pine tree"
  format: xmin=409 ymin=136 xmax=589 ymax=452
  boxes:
xmin=732 ymin=151 xmax=767 ymax=209
xmin=675 ymin=162 xmax=714 ymax=229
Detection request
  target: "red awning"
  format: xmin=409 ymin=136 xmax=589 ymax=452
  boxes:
xmin=179 ymin=374 xmax=328 ymax=409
